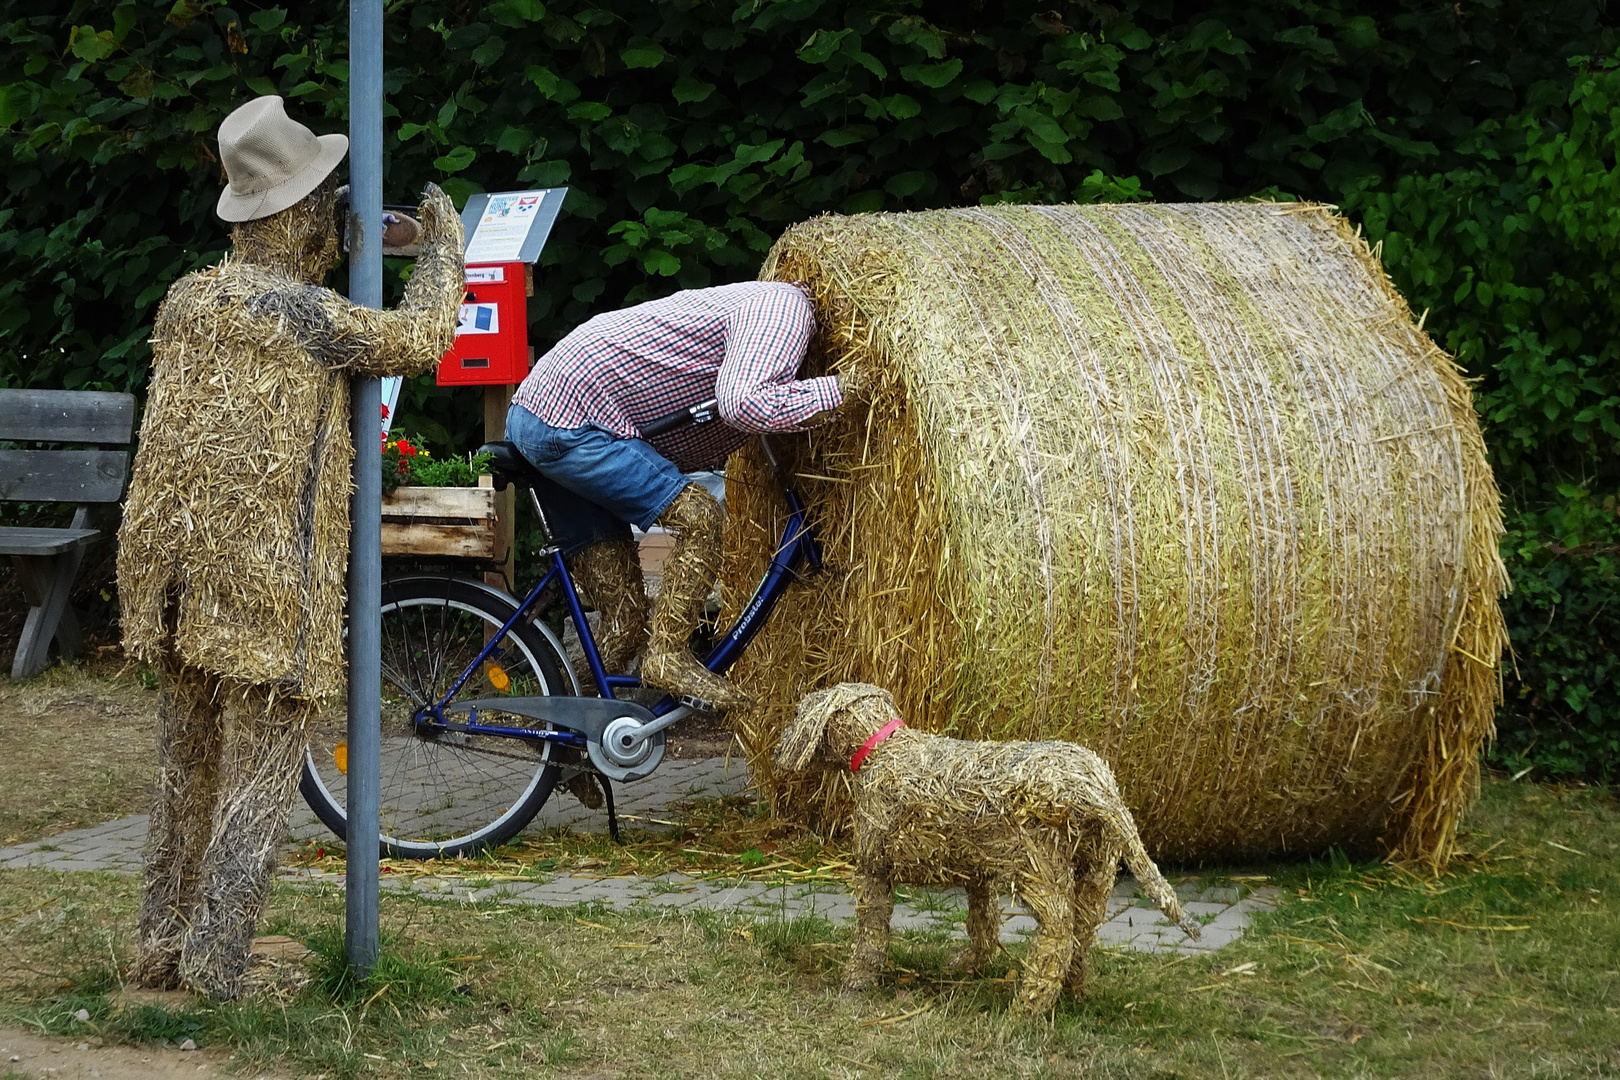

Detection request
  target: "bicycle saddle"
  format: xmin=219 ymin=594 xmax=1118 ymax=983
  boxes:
xmin=478 ymin=441 xmax=546 ymax=490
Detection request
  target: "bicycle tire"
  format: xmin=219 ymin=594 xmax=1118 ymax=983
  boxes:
xmin=299 ymin=575 xmax=570 ymax=859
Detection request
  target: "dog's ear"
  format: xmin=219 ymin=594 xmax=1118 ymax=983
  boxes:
xmin=776 ymin=686 xmax=838 ymax=771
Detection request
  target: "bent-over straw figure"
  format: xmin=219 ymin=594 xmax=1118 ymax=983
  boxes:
xmin=775 ymin=683 xmax=1201 ymax=1013
xmin=116 ymin=96 xmax=463 ymax=999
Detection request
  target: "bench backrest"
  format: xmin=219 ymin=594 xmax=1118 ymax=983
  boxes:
xmin=0 ymin=389 xmax=136 ymax=504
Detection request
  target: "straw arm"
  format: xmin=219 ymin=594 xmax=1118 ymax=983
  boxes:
xmin=241 ymin=187 xmax=462 ymax=378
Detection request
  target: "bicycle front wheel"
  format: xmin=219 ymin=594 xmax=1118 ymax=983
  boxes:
xmin=300 ymin=576 xmax=572 ymax=859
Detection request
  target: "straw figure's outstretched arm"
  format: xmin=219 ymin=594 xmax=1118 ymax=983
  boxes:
xmin=247 ymin=184 xmax=464 ymax=377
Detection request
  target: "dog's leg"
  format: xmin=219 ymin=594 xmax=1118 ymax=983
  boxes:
xmin=843 ymin=866 xmax=894 ymax=993
xmin=1013 ymin=841 xmax=1075 ymax=1014
xmin=1065 ymin=834 xmax=1121 ymax=996
xmin=959 ymin=879 xmax=999 ymax=972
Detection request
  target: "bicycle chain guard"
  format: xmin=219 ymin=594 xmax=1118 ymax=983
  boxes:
xmin=446 ymin=695 xmax=666 ymax=782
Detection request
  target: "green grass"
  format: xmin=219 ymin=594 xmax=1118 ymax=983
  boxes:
xmin=286 ymin=792 xmax=856 ymax=888
xmin=0 ymin=777 xmax=1615 ymax=1078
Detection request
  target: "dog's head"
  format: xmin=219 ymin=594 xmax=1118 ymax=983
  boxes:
xmin=775 ymin=682 xmax=900 ymax=771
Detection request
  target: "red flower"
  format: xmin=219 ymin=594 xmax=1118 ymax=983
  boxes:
xmin=380 ymin=403 xmax=391 ymax=420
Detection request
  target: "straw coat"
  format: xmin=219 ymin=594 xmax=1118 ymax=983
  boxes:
xmin=117 ymin=187 xmax=463 ymax=701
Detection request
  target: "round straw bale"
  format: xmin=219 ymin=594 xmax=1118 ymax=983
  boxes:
xmin=721 ymin=202 xmax=1508 ymax=871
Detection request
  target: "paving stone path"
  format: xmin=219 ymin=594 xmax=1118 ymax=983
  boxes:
xmin=0 ymin=758 xmax=1276 ymax=954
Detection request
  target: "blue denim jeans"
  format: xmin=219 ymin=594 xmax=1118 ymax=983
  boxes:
xmin=506 ymin=403 xmax=690 ymax=553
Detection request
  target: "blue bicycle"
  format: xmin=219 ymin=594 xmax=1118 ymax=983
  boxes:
xmin=299 ymin=403 xmax=819 ymax=859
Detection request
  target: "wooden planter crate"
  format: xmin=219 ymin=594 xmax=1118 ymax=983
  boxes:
xmin=380 ymin=477 xmax=498 ymax=560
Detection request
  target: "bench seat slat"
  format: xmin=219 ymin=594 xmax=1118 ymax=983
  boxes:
xmin=0 ymin=449 xmax=129 ymax=503
xmin=0 ymin=527 xmax=100 ymax=557
xmin=0 ymin=389 xmax=136 ymax=443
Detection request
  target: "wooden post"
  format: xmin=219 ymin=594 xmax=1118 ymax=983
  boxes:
xmin=484 ymin=382 xmax=516 ymax=590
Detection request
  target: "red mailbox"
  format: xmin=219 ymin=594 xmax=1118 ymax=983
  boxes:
xmin=431 ymin=188 xmax=566 ymax=388
xmin=437 ymin=262 xmax=530 ymax=386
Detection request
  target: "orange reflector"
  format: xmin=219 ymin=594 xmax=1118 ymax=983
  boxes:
xmin=334 ymin=741 xmax=348 ymax=775
xmin=485 ymin=662 xmax=511 ymax=691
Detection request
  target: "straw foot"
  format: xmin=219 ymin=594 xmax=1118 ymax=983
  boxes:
xmin=130 ymin=948 xmax=183 ymax=991
xmin=641 ymin=650 xmax=749 ymax=712
xmin=646 ymin=483 xmax=745 ymax=711
xmin=564 ymin=770 xmax=605 ymax=810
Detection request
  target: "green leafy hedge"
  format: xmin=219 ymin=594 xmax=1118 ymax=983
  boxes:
xmin=1 ymin=0 xmax=1615 ymax=774
xmin=1346 ymin=63 xmax=1620 ymax=777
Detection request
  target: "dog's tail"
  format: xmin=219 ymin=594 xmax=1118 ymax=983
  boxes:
xmin=1096 ymin=789 xmax=1202 ymax=942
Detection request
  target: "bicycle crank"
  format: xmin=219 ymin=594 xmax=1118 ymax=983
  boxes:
xmin=590 ymin=715 xmax=666 ymax=781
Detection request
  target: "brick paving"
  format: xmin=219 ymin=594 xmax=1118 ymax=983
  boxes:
xmin=0 ymin=758 xmax=1276 ymax=953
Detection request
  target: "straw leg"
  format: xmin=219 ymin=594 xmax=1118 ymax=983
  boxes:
xmin=176 ymin=688 xmax=314 ymax=1000
xmin=566 ymin=537 xmax=649 ymax=685
xmin=1064 ymin=838 xmax=1122 ymax=997
xmin=559 ymin=537 xmax=648 ymax=808
xmin=843 ymin=867 xmax=894 ymax=993
xmin=1013 ymin=847 xmax=1076 ymax=1014
xmin=134 ymin=655 xmax=224 ymax=989
xmin=642 ymin=485 xmax=748 ymax=710
xmin=959 ymin=879 xmax=999 ymax=972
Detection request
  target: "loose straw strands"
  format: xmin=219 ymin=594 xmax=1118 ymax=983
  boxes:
xmin=722 ymin=202 xmax=1507 ymax=870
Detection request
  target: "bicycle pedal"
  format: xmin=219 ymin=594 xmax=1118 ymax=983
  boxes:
xmin=677 ymin=693 xmax=717 ymax=715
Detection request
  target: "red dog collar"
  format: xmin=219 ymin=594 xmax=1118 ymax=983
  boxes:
xmin=850 ymin=716 xmax=906 ymax=773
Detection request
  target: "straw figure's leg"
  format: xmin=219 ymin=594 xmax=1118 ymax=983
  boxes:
xmin=1064 ymin=831 xmax=1123 ymax=997
xmin=566 ymin=537 xmax=649 ymax=683
xmin=176 ymin=687 xmax=315 ymax=1000
xmin=558 ymin=537 xmax=648 ymax=808
xmin=843 ymin=863 xmax=896 ymax=993
xmin=134 ymin=654 xmax=225 ymax=989
xmin=958 ymin=879 xmax=1000 ymax=972
xmin=1013 ymin=839 xmax=1077 ymax=1014
xmin=640 ymin=485 xmax=748 ymax=711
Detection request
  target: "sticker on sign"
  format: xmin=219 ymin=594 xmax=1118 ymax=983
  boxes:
xmin=456 ymin=303 xmax=500 ymax=335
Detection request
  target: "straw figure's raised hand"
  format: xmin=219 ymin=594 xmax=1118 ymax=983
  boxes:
xmin=415 ymin=182 xmax=460 ymax=250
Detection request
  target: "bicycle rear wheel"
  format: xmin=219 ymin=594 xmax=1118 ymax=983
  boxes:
xmin=300 ymin=576 xmax=572 ymax=859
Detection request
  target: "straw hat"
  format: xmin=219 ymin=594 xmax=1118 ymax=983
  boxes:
xmin=215 ymin=96 xmax=348 ymax=222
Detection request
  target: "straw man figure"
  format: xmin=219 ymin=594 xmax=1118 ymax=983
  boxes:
xmin=116 ymin=96 xmax=463 ymax=999
xmin=507 ymin=285 xmax=866 ymax=726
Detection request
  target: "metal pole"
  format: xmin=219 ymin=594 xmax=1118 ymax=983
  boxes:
xmin=345 ymin=0 xmax=383 ymax=976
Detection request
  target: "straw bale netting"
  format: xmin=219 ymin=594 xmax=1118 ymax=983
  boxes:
xmin=721 ymin=202 xmax=1508 ymax=871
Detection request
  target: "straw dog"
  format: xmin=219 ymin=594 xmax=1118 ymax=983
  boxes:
xmin=776 ymin=683 xmax=1200 ymax=1012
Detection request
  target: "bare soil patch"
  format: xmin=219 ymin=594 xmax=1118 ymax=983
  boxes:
xmin=0 ymin=665 xmax=159 ymax=846
xmin=663 ymin=708 xmax=739 ymax=760
xmin=0 ymin=1024 xmax=290 ymax=1080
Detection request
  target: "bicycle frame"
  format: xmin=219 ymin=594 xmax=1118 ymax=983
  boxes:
xmin=412 ymin=477 xmax=822 ymax=750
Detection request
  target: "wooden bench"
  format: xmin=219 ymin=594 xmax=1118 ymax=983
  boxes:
xmin=0 ymin=389 xmax=135 ymax=678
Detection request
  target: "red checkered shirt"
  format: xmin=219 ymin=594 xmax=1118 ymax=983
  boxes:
xmin=512 ymin=281 xmax=840 ymax=471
